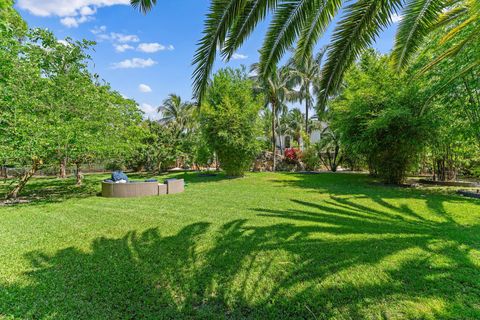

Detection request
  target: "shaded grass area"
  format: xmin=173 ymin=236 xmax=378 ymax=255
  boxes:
xmin=0 ymin=172 xmax=479 ymax=319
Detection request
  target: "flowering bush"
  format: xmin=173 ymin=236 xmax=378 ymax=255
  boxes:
xmin=284 ymin=148 xmax=302 ymax=163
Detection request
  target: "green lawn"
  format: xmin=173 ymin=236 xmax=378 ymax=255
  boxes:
xmin=1 ymin=172 xmax=479 ymax=319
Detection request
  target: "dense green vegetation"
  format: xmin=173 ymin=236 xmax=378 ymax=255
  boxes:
xmin=1 ymin=172 xmax=479 ymax=319
xmin=1 ymin=1 xmax=479 ymax=319
xmin=134 ymin=0 xmax=478 ymax=104
xmin=0 ymin=4 xmax=144 ymax=198
xmin=201 ymin=68 xmax=262 ymax=176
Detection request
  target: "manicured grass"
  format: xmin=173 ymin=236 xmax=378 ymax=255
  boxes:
xmin=1 ymin=172 xmax=479 ymax=319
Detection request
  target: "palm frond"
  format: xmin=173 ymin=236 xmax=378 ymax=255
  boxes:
xmin=319 ymin=0 xmax=402 ymax=109
xmin=223 ymin=0 xmax=277 ymax=60
xmin=258 ymin=0 xmax=322 ymax=77
xmin=130 ymin=0 xmax=157 ymax=14
xmin=418 ymin=28 xmax=480 ymax=75
xmin=420 ymin=59 xmax=480 ymax=114
xmin=440 ymin=14 xmax=478 ymax=44
xmin=294 ymin=0 xmax=342 ymax=63
xmin=192 ymin=0 xmax=249 ymax=103
xmin=393 ymin=0 xmax=446 ymax=70
xmin=314 ymin=45 xmax=328 ymax=66
xmin=433 ymin=5 xmax=468 ymax=29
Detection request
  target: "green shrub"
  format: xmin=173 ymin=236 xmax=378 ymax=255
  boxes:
xmin=201 ymin=68 xmax=262 ymax=176
xmin=331 ymin=50 xmax=432 ymax=184
xmin=302 ymin=147 xmax=320 ymax=171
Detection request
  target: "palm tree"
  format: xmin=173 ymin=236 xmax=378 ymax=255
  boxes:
xmin=158 ymin=94 xmax=195 ymax=136
xmin=286 ymin=47 xmax=326 ymax=133
xmin=284 ymin=108 xmax=304 ymax=147
xmin=250 ymin=64 xmax=290 ymax=171
xmin=132 ymin=0 xmax=479 ymax=106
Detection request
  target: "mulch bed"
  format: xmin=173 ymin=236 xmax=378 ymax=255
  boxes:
xmin=457 ymin=190 xmax=480 ymax=199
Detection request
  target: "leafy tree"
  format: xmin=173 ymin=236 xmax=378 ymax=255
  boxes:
xmin=127 ymin=120 xmax=179 ymax=173
xmin=0 ymin=0 xmax=27 ymax=35
xmin=1 ymin=27 xmax=58 ymax=198
xmin=201 ymin=68 xmax=262 ymax=176
xmin=408 ymin=21 xmax=480 ymax=180
xmin=331 ymin=50 xmax=432 ymax=184
xmin=0 ymin=21 xmax=144 ymax=197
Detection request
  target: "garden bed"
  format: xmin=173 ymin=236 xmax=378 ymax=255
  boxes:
xmin=457 ymin=189 xmax=480 ymax=199
xmin=418 ymin=179 xmax=479 ymax=187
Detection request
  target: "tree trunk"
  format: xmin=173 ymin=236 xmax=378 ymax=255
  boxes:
xmin=277 ymin=114 xmax=283 ymax=153
xmin=59 ymin=157 xmax=67 ymax=178
xmin=157 ymin=159 xmax=163 ymax=173
xmin=305 ymin=98 xmax=309 ymax=134
xmin=1 ymin=166 xmax=7 ymax=179
xmin=271 ymin=101 xmax=276 ymax=172
xmin=75 ymin=162 xmax=83 ymax=186
xmin=6 ymin=159 xmax=41 ymax=200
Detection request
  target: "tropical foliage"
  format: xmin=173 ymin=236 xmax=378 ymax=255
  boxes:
xmin=201 ymin=68 xmax=262 ymax=176
xmin=0 ymin=5 xmax=143 ymax=198
xmin=133 ymin=0 xmax=479 ymax=107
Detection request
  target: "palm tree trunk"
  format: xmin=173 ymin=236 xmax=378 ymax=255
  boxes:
xmin=271 ymin=101 xmax=276 ymax=172
xmin=277 ymin=113 xmax=283 ymax=153
xmin=305 ymin=98 xmax=309 ymax=134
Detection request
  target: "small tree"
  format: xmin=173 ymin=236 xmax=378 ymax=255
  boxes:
xmin=316 ymin=127 xmax=343 ymax=172
xmin=331 ymin=50 xmax=432 ymax=184
xmin=201 ymin=68 xmax=262 ymax=177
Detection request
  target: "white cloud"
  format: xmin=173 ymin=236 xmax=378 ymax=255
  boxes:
xmin=137 ymin=42 xmax=175 ymax=53
xmin=80 ymin=6 xmax=96 ymax=16
xmin=139 ymin=84 xmax=152 ymax=93
xmin=114 ymin=44 xmax=134 ymax=52
xmin=140 ymin=103 xmax=159 ymax=120
xmin=93 ymin=27 xmax=140 ymax=43
xmin=17 ymin=1 xmax=129 ymax=28
xmin=91 ymin=25 xmax=107 ymax=34
xmin=111 ymin=32 xmax=140 ymax=43
xmin=111 ymin=58 xmax=157 ymax=69
xmin=391 ymin=13 xmax=403 ymax=23
xmin=232 ymin=53 xmax=248 ymax=60
xmin=57 ymin=39 xmax=70 ymax=46
xmin=17 ymin=0 xmax=129 ymax=17
xmin=60 ymin=15 xmax=91 ymax=28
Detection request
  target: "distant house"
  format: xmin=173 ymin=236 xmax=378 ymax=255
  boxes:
xmin=276 ymin=119 xmax=328 ymax=151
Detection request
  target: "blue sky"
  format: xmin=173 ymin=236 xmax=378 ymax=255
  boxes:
xmin=15 ymin=0 xmax=401 ymax=119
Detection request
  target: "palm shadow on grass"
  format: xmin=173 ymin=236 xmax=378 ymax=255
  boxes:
xmin=1 ymin=192 xmax=479 ymax=318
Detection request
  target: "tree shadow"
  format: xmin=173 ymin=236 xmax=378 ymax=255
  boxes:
xmin=1 ymin=197 xmax=479 ymax=318
xmin=0 ymin=176 xmax=100 ymax=206
xmin=0 ymin=171 xmax=232 ymax=207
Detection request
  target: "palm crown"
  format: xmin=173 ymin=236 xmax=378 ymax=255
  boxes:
xmin=158 ymin=94 xmax=195 ymax=135
xmin=132 ymin=0 xmax=479 ymax=105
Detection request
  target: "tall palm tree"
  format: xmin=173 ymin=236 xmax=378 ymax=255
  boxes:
xmin=286 ymin=47 xmax=326 ymax=133
xmin=284 ymin=108 xmax=305 ymax=147
xmin=132 ymin=0 xmax=479 ymax=106
xmin=250 ymin=64 xmax=290 ymax=171
xmin=158 ymin=94 xmax=195 ymax=136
